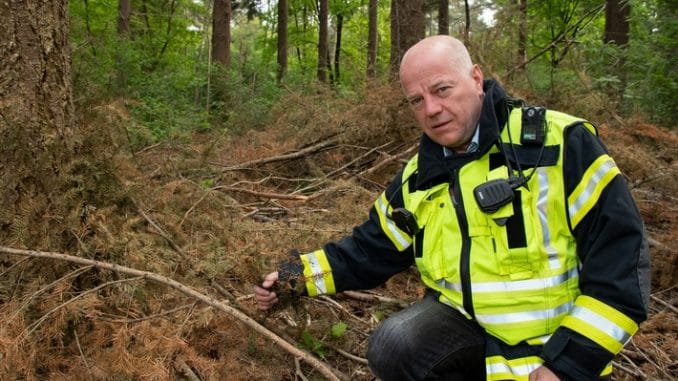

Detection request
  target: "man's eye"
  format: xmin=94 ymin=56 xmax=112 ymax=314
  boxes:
xmin=408 ymin=97 xmax=423 ymax=107
xmin=436 ymin=86 xmax=451 ymax=95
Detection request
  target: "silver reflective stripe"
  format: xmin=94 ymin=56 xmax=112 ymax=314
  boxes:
xmin=568 ymin=159 xmax=615 ymax=220
xmin=536 ymin=168 xmax=561 ymax=270
xmin=476 ymin=301 xmax=572 ymax=325
xmin=570 ymin=305 xmax=632 ymax=345
xmin=439 ymin=294 xmax=471 ymax=318
xmin=376 ymin=196 xmax=411 ymax=249
xmin=438 ymin=267 xmax=578 ymax=294
xmin=486 ymin=360 xmax=541 ymax=377
xmin=435 ymin=278 xmax=462 ymax=292
xmin=306 ymin=253 xmax=327 ymax=294
xmin=529 ymin=334 xmax=553 ymax=345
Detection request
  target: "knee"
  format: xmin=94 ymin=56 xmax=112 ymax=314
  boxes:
xmin=367 ymin=317 xmax=426 ymax=379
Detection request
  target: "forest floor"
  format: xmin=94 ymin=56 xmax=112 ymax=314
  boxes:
xmin=0 ymin=85 xmax=676 ymax=380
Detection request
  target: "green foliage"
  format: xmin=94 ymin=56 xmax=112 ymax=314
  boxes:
xmin=623 ymin=0 xmax=678 ymax=126
xmin=68 ymin=0 xmax=676 ymax=140
xmin=330 ymin=321 xmax=348 ymax=338
xmin=300 ymin=330 xmax=326 ymax=358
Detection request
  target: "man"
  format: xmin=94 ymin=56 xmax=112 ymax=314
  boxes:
xmin=254 ymin=35 xmax=650 ymax=381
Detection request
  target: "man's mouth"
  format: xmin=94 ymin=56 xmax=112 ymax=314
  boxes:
xmin=431 ymin=120 xmax=451 ymax=129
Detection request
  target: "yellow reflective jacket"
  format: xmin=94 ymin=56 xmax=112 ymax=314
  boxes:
xmin=292 ymin=80 xmax=649 ymax=381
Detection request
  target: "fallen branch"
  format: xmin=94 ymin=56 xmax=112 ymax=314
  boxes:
xmin=175 ymin=357 xmax=202 ymax=381
xmin=133 ymin=199 xmax=185 ymax=255
xmin=215 ymin=186 xmax=309 ymax=201
xmin=341 ymin=290 xmax=409 ymax=308
xmin=651 ymin=295 xmax=678 ymax=314
xmin=357 ymin=142 xmax=418 ymax=177
xmin=215 ymin=136 xmax=340 ymax=171
xmin=0 ymin=246 xmax=347 ymax=381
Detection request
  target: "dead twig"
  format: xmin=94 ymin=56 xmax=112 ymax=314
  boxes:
xmin=357 ymin=143 xmax=418 ymax=177
xmin=216 ymin=136 xmax=340 ymax=171
xmin=0 ymin=245 xmax=348 ymax=381
xmin=612 ymin=358 xmax=646 ymax=379
xmin=93 ymin=303 xmax=194 ymax=323
xmin=133 ymin=199 xmax=185 ymax=254
xmin=630 ymin=339 xmax=673 ymax=380
xmin=294 ymin=357 xmax=310 ymax=381
xmin=73 ymin=328 xmax=93 ymax=381
xmin=329 ymin=345 xmax=369 ymax=365
xmin=175 ymin=357 xmax=202 ymax=381
xmin=341 ymin=290 xmax=409 ymax=308
xmin=7 ymin=265 xmax=93 ymax=323
xmin=215 ymin=185 xmax=309 ymax=201
xmin=23 ymin=276 xmax=144 ymax=339
xmin=651 ymin=294 xmax=678 ymax=314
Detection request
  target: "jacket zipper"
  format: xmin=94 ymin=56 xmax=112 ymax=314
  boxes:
xmin=450 ymin=168 xmax=474 ymax=318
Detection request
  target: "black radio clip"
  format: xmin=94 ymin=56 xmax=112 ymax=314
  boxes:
xmin=520 ymin=106 xmax=546 ymax=146
xmin=473 ymin=178 xmax=517 ymax=214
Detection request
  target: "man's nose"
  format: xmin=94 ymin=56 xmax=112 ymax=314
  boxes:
xmin=423 ymin=96 xmax=442 ymax=116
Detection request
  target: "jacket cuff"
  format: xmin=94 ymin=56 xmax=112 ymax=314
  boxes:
xmin=541 ymin=327 xmax=614 ymax=381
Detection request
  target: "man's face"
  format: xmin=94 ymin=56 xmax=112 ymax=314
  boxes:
xmin=400 ymin=55 xmax=484 ymax=151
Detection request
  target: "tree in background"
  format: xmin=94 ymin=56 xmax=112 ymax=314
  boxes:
xmin=604 ymin=0 xmax=630 ymax=46
xmin=317 ymin=0 xmax=329 ymax=82
xmin=277 ymin=0 xmax=288 ymax=83
xmin=462 ymin=0 xmax=471 ymax=45
xmin=367 ymin=0 xmax=378 ymax=78
xmin=212 ymin=0 xmax=232 ymax=67
xmin=0 ymin=0 xmax=74 ymax=243
xmin=438 ymin=0 xmax=449 ymax=35
xmin=118 ymin=0 xmax=130 ymax=34
xmin=390 ymin=0 xmax=425 ymax=76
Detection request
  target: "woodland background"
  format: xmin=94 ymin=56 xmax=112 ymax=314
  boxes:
xmin=0 ymin=0 xmax=676 ymax=380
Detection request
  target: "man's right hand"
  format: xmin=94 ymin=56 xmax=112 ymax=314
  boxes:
xmin=253 ymin=271 xmax=279 ymax=310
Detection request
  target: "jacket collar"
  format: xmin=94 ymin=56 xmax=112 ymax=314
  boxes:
xmin=413 ymin=79 xmax=510 ymax=190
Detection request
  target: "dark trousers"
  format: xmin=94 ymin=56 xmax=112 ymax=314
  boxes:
xmin=366 ymin=291 xmax=486 ymax=381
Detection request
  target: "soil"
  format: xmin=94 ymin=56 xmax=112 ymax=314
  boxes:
xmin=0 ymin=92 xmax=675 ymax=380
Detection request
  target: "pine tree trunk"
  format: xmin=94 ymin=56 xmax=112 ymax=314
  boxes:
xmin=334 ymin=13 xmax=343 ymax=83
xmin=212 ymin=0 xmax=231 ymax=67
xmin=277 ymin=0 xmax=288 ymax=83
xmin=317 ymin=0 xmax=329 ymax=82
xmin=438 ymin=0 xmax=449 ymax=35
xmin=118 ymin=0 xmax=130 ymax=34
xmin=390 ymin=0 xmax=425 ymax=77
xmin=604 ymin=0 xmax=630 ymax=46
xmin=367 ymin=0 xmax=378 ymax=78
xmin=0 ymin=0 xmax=74 ymax=236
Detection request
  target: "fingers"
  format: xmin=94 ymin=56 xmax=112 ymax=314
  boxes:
xmin=254 ymin=271 xmax=279 ymax=310
xmin=261 ymin=271 xmax=279 ymax=289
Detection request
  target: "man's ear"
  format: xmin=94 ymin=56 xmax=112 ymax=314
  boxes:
xmin=472 ymin=64 xmax=484 ymax=91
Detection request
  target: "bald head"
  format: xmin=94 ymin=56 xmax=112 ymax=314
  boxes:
xmin=399 ymin=36 xmax=474 ymax=83
xmin=397 ymin=35 xmax=484 ymax=151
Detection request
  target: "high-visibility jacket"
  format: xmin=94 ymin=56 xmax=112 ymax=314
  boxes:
xmin=292 ymin=80 xmax=649 ymax=381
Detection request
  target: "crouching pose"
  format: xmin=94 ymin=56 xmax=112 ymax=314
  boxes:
xmin=255 ymin=35 xmax=650 ymax=381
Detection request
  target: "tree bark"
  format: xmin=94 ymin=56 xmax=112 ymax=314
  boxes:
xmin=438 ymin=0 xmax=449 ymax=35
xmin=276 ymin=0 xmax=288 ymax=83
xmin=334 ymin=13 xmax=344 ymax=83
xmin=117 ymin=0 xmax=130 ymax=35
xmin=367 ymin=0 xmax=378 ymax=78
xmin=212 ymin=0 xmax=232 ymax=67
xmin=604 ymin=0 xmax=630 ymax=46
xmin=463 ymin=0 xmax=471 ymax=46
xmin=390 ymin=0 xmax=425 ymax=77
xmin=0 ymin=0 xmax=74 ymax=237
xmin=317 ymin=0 xmax=329 ymax=82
